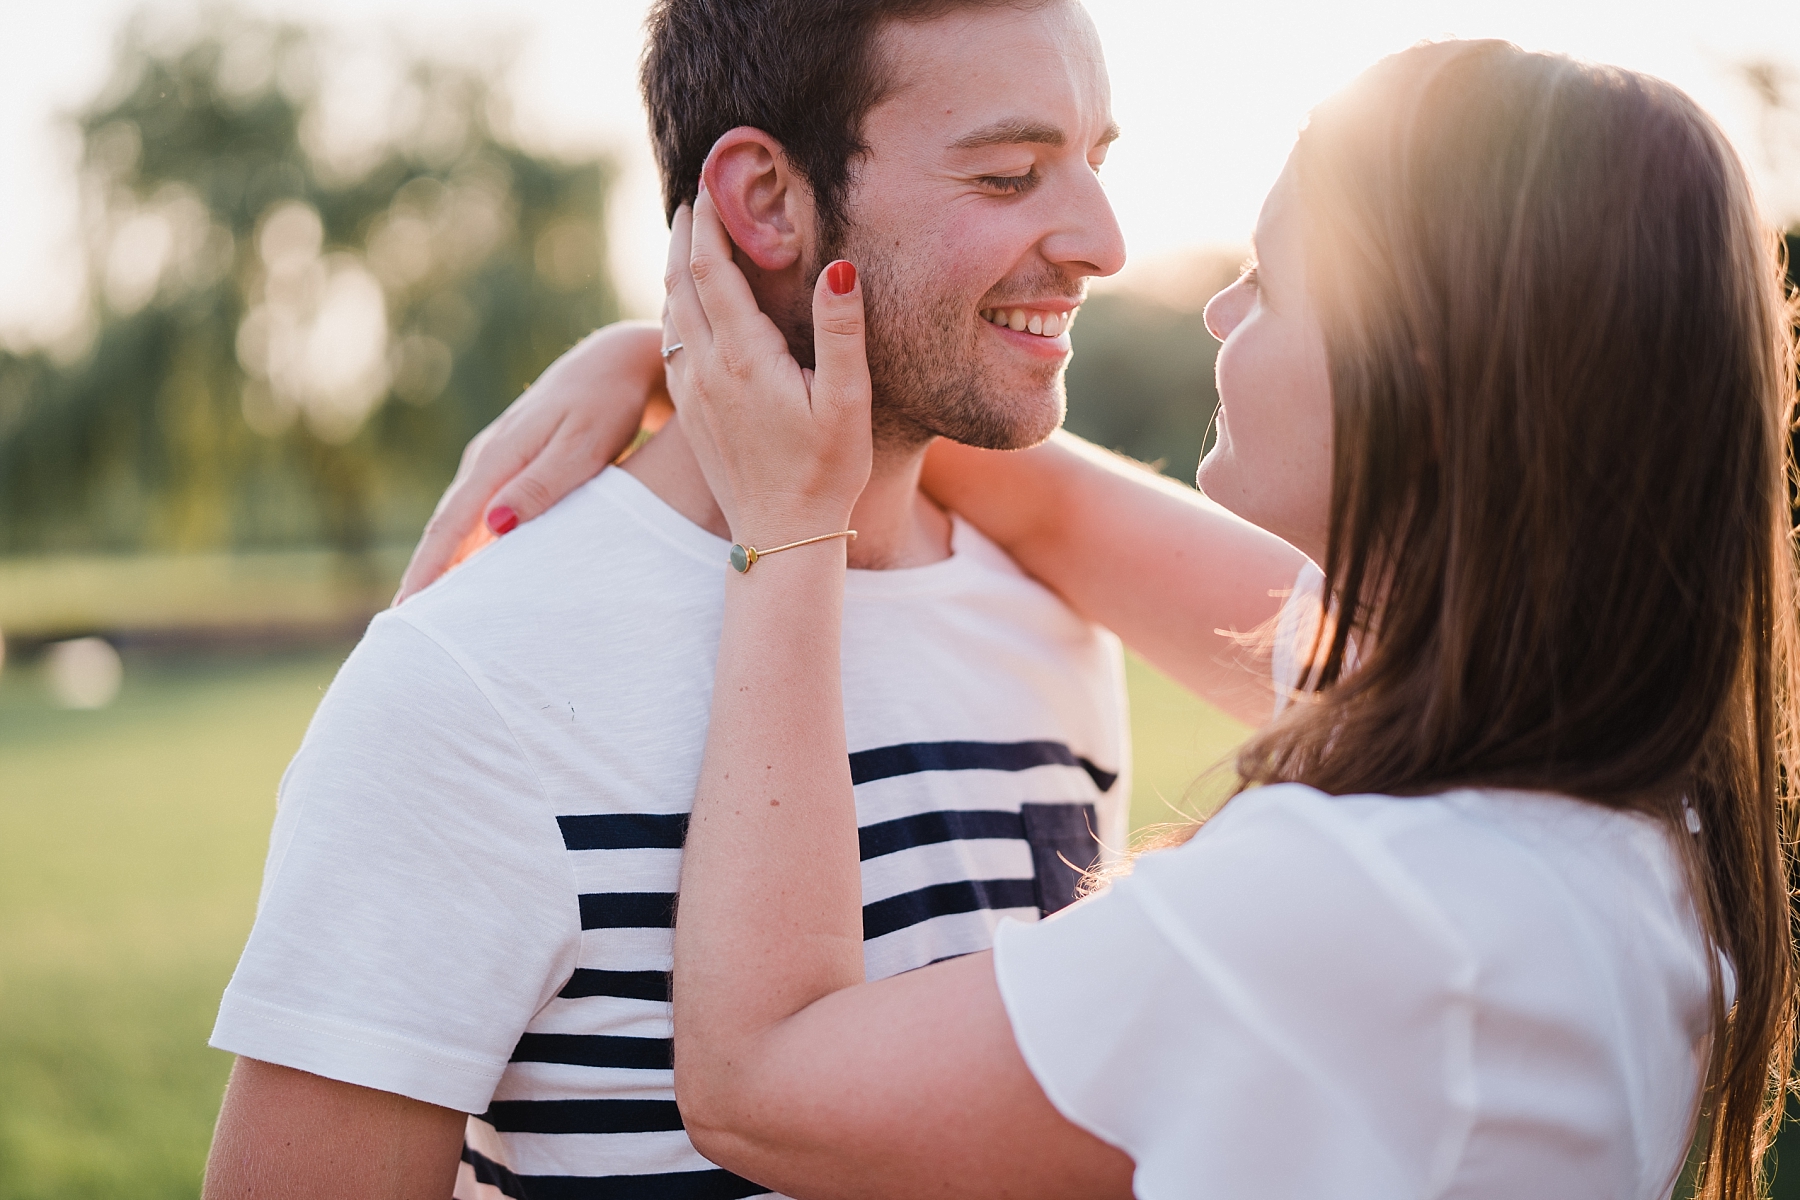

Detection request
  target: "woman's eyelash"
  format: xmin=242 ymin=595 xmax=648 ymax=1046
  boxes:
xmin=1240 ymin=265 xmax=1260 ymax=289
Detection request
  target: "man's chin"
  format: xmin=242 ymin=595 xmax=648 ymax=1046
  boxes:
xmin=931 ymin=388 xmax=1064 ymax=451
xmin=863 ymin=306 xmax=1067 ymax=451
xmin=960 ymin=409 xmax=1062 ymax=451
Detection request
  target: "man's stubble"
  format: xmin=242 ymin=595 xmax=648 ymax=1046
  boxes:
xmin=773 ymin=232 xmax=1073 ymax=457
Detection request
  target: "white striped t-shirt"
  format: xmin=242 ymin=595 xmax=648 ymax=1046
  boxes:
xmin=211 ymin=467 xmax=1129 ymax=1199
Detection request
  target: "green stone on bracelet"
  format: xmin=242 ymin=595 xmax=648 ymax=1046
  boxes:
xmin=727 ymin=532 xmax=849 ymax=573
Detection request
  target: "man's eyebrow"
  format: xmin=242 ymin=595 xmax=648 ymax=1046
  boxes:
xmin=951 ymin=120 xmax=1065 ymax=150
xmin=949 ymin=119 xmax=1123 ymax=151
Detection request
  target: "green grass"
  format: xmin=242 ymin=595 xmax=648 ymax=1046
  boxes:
xmin=1122 ymin=655 xmax=1249 ymax=833
xmin=0 ymin=651 xmax=344 ymax=1200
xmin=0 ymin=643 xmax=1246 ymax=1198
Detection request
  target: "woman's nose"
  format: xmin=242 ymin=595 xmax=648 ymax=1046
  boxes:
xmin=1203 ymin=284 xmax=1246 ymax=343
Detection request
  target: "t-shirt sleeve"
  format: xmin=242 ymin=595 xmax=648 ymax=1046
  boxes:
xmin=210 ymin=611 xmax=580 ymax=1114
xmin=992 ymin=785 xmax=1478 ymax=1200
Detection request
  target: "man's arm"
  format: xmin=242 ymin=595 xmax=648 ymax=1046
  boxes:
xmin=204 ymin=1058 xmax=466 ymax=1199
xmin=205 ymin=614 xmax=580 ymax=1195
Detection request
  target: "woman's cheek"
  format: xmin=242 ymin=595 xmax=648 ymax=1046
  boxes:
xmin=1213 ymin=337 xmax=1268 ymax=452
xmin=1270 ymin=337 xmax=1335 ymax=556
xmin=1198 ymin=343 xmax=1264 ymax=512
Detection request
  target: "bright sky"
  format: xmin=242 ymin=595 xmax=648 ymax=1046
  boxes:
xmin=4 ymin=0 xmax=1798 ymax=344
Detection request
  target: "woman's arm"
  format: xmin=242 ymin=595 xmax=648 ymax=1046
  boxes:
xmin=923 ymin=433 xmax=1307 ymax=726
xmin=394 ymin=326 xmax=1305 ymax=724
xmin=664 ymin=196 xmax=1132 ymax=1199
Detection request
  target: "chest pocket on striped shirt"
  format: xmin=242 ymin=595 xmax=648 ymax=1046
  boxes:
xmin=1018 ymin=802 xmax=1100 ymax=916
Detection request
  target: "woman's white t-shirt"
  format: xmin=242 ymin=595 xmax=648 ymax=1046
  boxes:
xmin=993 ymin=782 xmax=1717 ymax=1199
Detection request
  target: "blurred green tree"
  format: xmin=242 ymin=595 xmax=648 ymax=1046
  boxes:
xmin=1062 ymin=253 xmax=1241 ymax=487
xmin=0 ymin=9 xmax=619 ymax=556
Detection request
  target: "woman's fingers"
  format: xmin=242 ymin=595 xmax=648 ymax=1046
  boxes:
xmin=687 ymin=187 xmax=781 ymax=358
xmin=656 ymin=187 xmax=869 ymax=540
xmin=393 ymin=321 xmax=667 ymax=604
xmin=393 ymin=414 xmax=543 ymax=602
xmin=663 ymin=203 xmax=720 ymax=435
xmin=809 ymin=260 xmax=870 ymax=422
xmin=484 ymin=412 xmax=620 ymax=534
xmin=663 ymin=205 xmax=710 ymax=365
xmin=395 ymin=500 xmax=480 ymax=605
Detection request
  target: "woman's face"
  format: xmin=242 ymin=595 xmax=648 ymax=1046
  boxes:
xmin=1198 ymin=158 xmax=1333 ymax=563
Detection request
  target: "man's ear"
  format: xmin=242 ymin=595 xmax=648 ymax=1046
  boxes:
xmin=701 ymin=128 xmax=814 ymax=272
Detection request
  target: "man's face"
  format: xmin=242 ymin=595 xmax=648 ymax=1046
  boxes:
xmin=832 ymin=1 xmax=1125 ymax=451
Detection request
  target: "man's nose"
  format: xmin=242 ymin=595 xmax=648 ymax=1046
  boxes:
xmin=1041 ymin=167 xmax=1127 ymax=280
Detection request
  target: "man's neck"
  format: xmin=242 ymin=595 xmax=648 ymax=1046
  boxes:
xmin=620 ymin=415 xmax=953 ymax=570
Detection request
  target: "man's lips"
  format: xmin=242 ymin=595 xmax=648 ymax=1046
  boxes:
xmin=978 ymin=303 xmax=1080 ymax=339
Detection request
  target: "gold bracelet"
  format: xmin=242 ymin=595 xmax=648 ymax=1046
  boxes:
xmin=729 ymin=530 xmax=856 ymax=573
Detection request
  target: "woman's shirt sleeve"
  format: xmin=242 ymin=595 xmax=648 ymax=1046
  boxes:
xmin=991 ymin=784 xmax=1480 ymax=1200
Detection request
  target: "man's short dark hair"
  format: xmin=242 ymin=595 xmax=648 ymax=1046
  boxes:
xmin=640 ymin=0 xmax=1038 ymax=245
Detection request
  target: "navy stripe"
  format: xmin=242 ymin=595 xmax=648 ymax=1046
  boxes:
xmin=857 ymin=808 xmax=1024 ymax=860
xmin=462 ymin=1143 xmax=529 ymax=1198
xmin=558 ymin=968 xmax=670 ymax=1002
xmin=579 ymin=892 xmax=677 ymax=930
xmin=862 ymin=878 xmax=1039 ymax=940
xmin=579 ymin=882 xmax=1042 ymax=941
xmin=510 ymin=1033 xmax=671 ymax=1070
xmin=1019 ymin=802 xmax=1100 ymax=916
xmin=848 ymin=739 xmax=1118 ymax=793
xmin=461 ymin=1145 xmax=767 ymax=1200
xmin=560 ymin=805 xmax=1057 ymax=861
xmin=558 ymin=813 xmax=689 ymax=851
xmin=481 ymin=1098 xmax=685 ymax=1135
xmin=583 ymin=884 xmax=1042 ymax=941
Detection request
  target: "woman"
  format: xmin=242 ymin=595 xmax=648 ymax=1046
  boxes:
xmin=405 ymin=41 xmax=1798 ymax=1198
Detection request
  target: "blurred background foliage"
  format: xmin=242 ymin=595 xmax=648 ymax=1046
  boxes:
xmin=0 ymin=8 xmax=619 ymax=559
xmin=1065 ymin=259 xmax=1238 ymax=488
xmin=0 ymin=5 xmax=1236 ymax=569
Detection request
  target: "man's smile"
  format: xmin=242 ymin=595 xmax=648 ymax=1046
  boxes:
xmin=977 ymin=303 xmax=1080 ymax=361
xmin=978 ymin=305 xmax=1078 ymax=337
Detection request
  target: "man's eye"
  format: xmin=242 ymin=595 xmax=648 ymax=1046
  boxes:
xmin=979 ymin=170 xmax=1039 ymax=194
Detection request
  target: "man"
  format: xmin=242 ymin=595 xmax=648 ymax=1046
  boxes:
xmin=204 ymin=1 xmax=1129 ymax=1196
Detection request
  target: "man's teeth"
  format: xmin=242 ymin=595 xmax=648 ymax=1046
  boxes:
xmin=980 ymin=307 xmax=1075 ymax=337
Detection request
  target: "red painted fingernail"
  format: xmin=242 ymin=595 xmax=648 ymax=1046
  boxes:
xmin=826 ymin=261 xmax=856 ymax=295
xmin=486 ymin=505 xmax=519 ymax=535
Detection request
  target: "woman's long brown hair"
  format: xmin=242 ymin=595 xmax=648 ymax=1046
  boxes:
xmin=1235 ymin=41 xmax=1800 ymax=1198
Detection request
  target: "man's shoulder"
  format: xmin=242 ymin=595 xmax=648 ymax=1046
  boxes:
xmin=394 ymin=468 xmax=725 ymax=660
